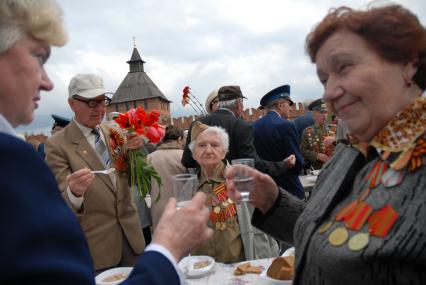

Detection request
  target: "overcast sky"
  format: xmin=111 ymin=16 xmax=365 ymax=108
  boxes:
xmin=18 ymin=0 xmax=426 ymax=134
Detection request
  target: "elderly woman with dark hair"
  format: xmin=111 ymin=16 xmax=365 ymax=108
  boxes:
xmin=226 ymin=4 xmax=426 ymax=285
xmin=189 ymin=121 xmax=278 ymax=263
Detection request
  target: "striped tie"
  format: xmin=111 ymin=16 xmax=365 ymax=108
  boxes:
xmin=92 ymin=128 xmax=111 ymax=167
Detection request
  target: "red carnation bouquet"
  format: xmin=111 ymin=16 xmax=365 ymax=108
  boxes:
xmin=114 ymin=107 xmax=165 ymax=200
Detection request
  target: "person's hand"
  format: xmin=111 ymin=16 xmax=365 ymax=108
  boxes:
xmin=283 ymin=154 xmax=296 ymax=169
xmin=323 ymin=135 xmax=336 ymax=146
xmin=225 ymin=164 xmax=279 ymax=214
xmin=127 ymin=133 xmax=145 ymax=150
xmin=153 ymin=192 xmax=213 ymax=262
xmin=317 ymin=153 xmax=329 ymax=162
xmin=67 ymin=168 xmax=94 ymax=197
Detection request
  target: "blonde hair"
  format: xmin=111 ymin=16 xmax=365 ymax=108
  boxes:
xmin=0 ymin=0 xmax=68 ymax=54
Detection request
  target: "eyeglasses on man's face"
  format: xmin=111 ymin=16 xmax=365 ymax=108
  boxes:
xmin=73 ymin=96 xmax=111 ymax=108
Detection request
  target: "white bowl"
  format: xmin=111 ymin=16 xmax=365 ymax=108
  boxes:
xmin=95 ymin=267 xmax=132 ymax=285
xmin=178 ymin=255 xmax=215 ymax=278
xmin=306 ymin=176 xmax=317 ymax=183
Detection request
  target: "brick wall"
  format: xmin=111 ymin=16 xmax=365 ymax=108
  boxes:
xmin=161 ymin=101 xmax=306 ymax=130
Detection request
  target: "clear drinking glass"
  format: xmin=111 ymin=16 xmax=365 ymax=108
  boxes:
xmin=171 ymin=174 xmax=198 ymax=209
xmin=231 ymin=158 xmax=255 ymax=202
xmin=171 ymin=173 xmax=198 ymax=276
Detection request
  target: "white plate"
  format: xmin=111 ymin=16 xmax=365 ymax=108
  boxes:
xmin=259 ymin=271 xmax=293 ymax=285
xmin=281 ymin=247 xmax=295 ymax=257
xmin=259 ymin=247 xmax=295 ymax=284
xmin=95 ymin=267 xmax=132 ymax=285
xmin=178 ymin=255 xmax=215 ymax=278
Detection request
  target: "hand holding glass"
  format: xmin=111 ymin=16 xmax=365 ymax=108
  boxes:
xmin=171 ymin=174 xmax=198 ymax=209
xmin=231 ymin=158 xmax=255 ymax=202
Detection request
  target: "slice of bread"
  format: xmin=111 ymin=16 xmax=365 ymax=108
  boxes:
xmin=267 ymin=256 xmax=295 ymax=280
xmin=233 ymin=262 xmax=262 ymax=275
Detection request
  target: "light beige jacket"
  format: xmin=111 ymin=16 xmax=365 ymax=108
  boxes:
xmin=147 ymin=141 xmax=187 ymax=228
xmin=45 ymin=121 xmax=145 ymax=270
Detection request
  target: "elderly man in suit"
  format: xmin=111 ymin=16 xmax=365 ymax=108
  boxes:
xmin=253 ymin=85 xmax=304 ymax=199
xmin=182 ymin=85 xmax=295 ymax=176
xmin=45 ymin=73 xmax=147 ymax=271
xmin=0 ymin=2 xmax=212 ymax=284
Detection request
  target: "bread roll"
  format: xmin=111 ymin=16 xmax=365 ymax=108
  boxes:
xmin=267 ymin=256 xmax=295 ymax=280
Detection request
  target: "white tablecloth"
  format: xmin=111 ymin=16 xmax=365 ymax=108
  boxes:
xmin=184 ymin=257 xmax=275 ymax=285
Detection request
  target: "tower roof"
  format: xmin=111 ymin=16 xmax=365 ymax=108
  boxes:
xmin=111 ymin=47 xmax=171 ymax=104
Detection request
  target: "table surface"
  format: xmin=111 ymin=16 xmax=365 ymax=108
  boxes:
xmin=183 ymin=257 xmax=281 ymax=285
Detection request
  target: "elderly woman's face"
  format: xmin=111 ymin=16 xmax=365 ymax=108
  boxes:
xmin=0 ymin=37 xmax=53 ymax=127
xmin=193 ymin=131 xmax=226 ymax=168
xmin=316 ymin=31 xmax=416 ymax=142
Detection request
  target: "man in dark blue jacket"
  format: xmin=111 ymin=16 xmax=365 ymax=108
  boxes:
xmin=253 ymin=85 xmax=305 ymax=199
xmin=0 ymin=1 xmax=212 ymax=284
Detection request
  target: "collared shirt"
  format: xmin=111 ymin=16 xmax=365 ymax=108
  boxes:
xmin=269 ymin=109 xmax=281 ymax=118
xmin=67 ymin=118 xmax=116 ymax=208
xmin=0 ymin=113 xmax=18 ymax=136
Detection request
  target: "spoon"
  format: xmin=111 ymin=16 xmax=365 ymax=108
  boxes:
xmin=91 ymin=168 xmax=115 ymax=174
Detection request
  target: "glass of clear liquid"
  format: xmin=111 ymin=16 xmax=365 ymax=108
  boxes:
xmin=171 ymin=174 xmax=198 ymax=209
xmin=231 ymin=158 xmax=255 ymax=202
xmin=171 ymin=173 xmax=198 ymax=275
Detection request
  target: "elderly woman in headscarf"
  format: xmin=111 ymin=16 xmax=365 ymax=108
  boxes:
xmin=189 ymin=121 xmax=278 ymax=263
xmin=226 ymin=4 xmax=426 ymax=285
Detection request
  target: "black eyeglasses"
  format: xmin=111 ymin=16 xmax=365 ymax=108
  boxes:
xmin=72 ymin=96 xmax=111 ymax=108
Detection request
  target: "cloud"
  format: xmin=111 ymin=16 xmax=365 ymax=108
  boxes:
xmin=20 ymin=0 xmax=426 ymax=133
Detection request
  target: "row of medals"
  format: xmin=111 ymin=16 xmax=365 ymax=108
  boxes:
xmin=213 ymin=197 xmax=237 ymax=231
xmin=318 ymin=220 xmax=370 ymax=251
xmin=316 ymin=166 xmax=392 ymax=252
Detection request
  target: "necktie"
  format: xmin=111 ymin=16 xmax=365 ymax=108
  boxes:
xmin=92 ymin=128 xmax=111 ymax=167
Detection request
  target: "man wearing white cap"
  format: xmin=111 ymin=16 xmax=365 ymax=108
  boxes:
xmin=45 ymin=73 xmax=147 ymax=271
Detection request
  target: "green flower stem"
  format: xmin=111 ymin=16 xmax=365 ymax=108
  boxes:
xmin=128 ymin=149 xmax=162 ymax=201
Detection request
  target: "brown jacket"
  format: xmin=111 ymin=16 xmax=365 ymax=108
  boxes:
xmin=45 ymin=121 xmax=145 ymax=270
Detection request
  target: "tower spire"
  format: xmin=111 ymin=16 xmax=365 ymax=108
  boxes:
xmin=127 ymin=39 xmax=145 ymax=72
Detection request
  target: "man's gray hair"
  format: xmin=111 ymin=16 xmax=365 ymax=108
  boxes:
xmin=218 ymin=99 xmax=239 ymax=110
xmin=0 ymin=0 xmax=68 ymax=54
xmin=188 ymin=126 xmax=229 ymax=153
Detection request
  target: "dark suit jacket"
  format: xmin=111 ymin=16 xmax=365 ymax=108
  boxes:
xmin=293 ymin=111 xmax=314 ymax=143
xmin=181 ymin=109 xmax=287 ymax=177
xmin=253 ymin=111 xmax=304 ymax=199
xmin=0 ymin=133 xmax=179 ymax=285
